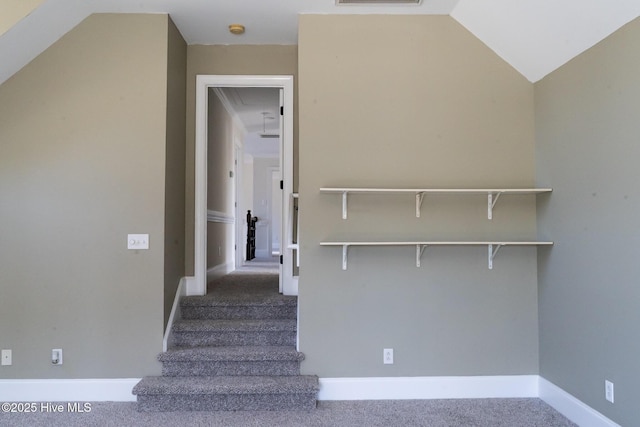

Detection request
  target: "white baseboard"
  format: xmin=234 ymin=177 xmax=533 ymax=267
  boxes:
xmin=283 ymin=275 xmax=298 ymax=296
xmin=185 ymin=276 xmax=198 ymax=295
xmin=539 ymin=377 xmax=620 ymax=427
xmin=163 ymin=277 xmax=187 ymax=352
xmin=207 ymin=261 xmax=234 ymax=282
xmin=0 ymin=379 xmax=140 ymax=402
xmin=318 ymin=375 xmax=539 ymax=401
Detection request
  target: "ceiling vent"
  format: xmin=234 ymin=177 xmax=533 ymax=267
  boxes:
xmin=337 ymin=0 xmax=422 ymax=4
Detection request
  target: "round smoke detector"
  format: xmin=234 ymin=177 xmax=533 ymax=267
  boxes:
xmin=228 ymin=24 xmax=245 ymax=35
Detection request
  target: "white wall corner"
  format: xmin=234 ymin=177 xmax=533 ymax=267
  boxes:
xmin=538 ymin=377 xmax=621 ymax=427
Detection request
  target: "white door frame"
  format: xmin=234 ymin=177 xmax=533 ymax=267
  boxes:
xmin=268 ymin=166 xmax=281 ymax=257
xmin=234 ymin=143 xmax=243 ymax=270
xmin=191 ymin=75 xmax=296 ymax=296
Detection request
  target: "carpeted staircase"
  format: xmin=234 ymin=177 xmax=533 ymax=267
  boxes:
xmin=133 ymin=273 xmax=319 ymax=411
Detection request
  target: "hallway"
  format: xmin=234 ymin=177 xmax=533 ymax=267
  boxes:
xmin=234 ymin=256 xmax=279 ymax=275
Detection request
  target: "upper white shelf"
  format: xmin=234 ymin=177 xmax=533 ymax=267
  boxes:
xmin=320 ymin=187 xmax=552 ymax=220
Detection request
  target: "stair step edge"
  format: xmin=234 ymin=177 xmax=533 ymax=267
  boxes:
xmin=159 ymin=346 xmax=304 ymax=362
xmin=133 ymin=375 xmax=319 ymax=396
xmin=173 ymin=319 xmax=296 ymax=332
xmin=181 ymin=298 xmax=297 ymax=307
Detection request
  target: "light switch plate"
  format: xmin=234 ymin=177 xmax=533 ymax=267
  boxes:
xmin=127 ymin=234 xmax=149 ymax=250
xmin=52 ymin=348 xmax=63 ymax=365
xmin=605 ymin=380 xmax=614 ymax=403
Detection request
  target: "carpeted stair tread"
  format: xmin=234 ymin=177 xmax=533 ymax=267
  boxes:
xmin=182 ymin=293 xmax=297 ymax=307
xmin=173 ymin=319 xmax=296 ymax=332
xmin=133 ymin=375 xmax=319 ymax=395
xmin=181 ymin=296 xmax=296 ymax=320
xmin=159 ymin=346 xmax=304 ymax=362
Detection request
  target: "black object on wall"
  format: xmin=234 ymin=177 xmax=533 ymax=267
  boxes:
xmin=246 ymin=210 xmax=258 ymax=261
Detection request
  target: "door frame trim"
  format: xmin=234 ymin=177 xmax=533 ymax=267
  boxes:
xmin=191 ymin=75 xmax=295 ymax=296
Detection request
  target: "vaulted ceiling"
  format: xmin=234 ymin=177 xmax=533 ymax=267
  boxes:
xmin=1 ymin=0 xmax=639 ymax=85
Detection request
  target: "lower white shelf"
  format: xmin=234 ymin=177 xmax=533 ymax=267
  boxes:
xmin=320 ymin=241 xmax=553 ymax=270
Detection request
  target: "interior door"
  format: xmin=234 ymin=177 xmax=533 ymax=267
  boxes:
xmin=278 ymin=89 xmax=284 ymax=293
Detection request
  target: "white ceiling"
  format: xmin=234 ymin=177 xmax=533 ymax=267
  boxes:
xmin=216 ymin=87 xmax=281 ymax=159
xmin=219 ymin=87 xmax=280 ymax=135
xmin=0 ymin=0 xmax=638 ymax=84
xmin=452 ymin=0 xmax=640 ymax=82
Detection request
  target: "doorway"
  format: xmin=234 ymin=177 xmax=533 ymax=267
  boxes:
xmin=192 ymin=75 xmax=296 ymax=297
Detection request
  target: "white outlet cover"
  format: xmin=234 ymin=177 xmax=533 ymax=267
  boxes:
xmin=127 ymin=234 xmax=149 ymax=250
xmin=384 ymin=348 xmax=394 ymax=365
xmin=1 ymin=349 xmax=11 ymax=366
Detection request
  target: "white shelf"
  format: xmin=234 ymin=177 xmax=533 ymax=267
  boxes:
xmin=319 ymin=187 xmax=552 ymax=220
xmin=320 ymin=240 xmax=553 ymax=270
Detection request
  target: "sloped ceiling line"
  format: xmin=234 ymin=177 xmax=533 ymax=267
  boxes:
xmin=0 ymin=0 xmax=638 ymax=85
xmin=451 ymin=0 xmax=640 ymax=82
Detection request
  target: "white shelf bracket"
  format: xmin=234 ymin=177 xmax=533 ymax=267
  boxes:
xmin=342 ymin=191 xmax=348 ymax=220
xmin=416 ymin=244 xmax=427 ymax=267
xmin=487 ymin=192 xmax=502 ymax=220
xmin=416 ymin=192 xmax=425 ymax=218
xmin=342 ymin=244 xmax=349 ymax=270
xmin=488 ymin=244 xmax=503 ymax=269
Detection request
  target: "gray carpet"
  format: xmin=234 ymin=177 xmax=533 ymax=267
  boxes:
xmin=0 ymin=399 xmax=576 ymax=426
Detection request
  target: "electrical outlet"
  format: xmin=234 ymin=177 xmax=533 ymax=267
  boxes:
xmin=52 ymin=349 xmax=63 ymax=365
xmin=605 ymin=380 xmax=614 ymax=403
xmin=383 ymin=348 xmax=394 ymax=365
xmin=1 ymin=349 xmax=11 ymax=366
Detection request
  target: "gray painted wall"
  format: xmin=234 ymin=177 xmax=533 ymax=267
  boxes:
xmin=163 ymin=17 xmax=187 ymax=329
xmin=535 ymin=17 xmax=640 ymax=425
xmin=298 ymin=15 xmax=540 ymax=377
xmin=0 ymin=14 xmax=171 ymax=378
